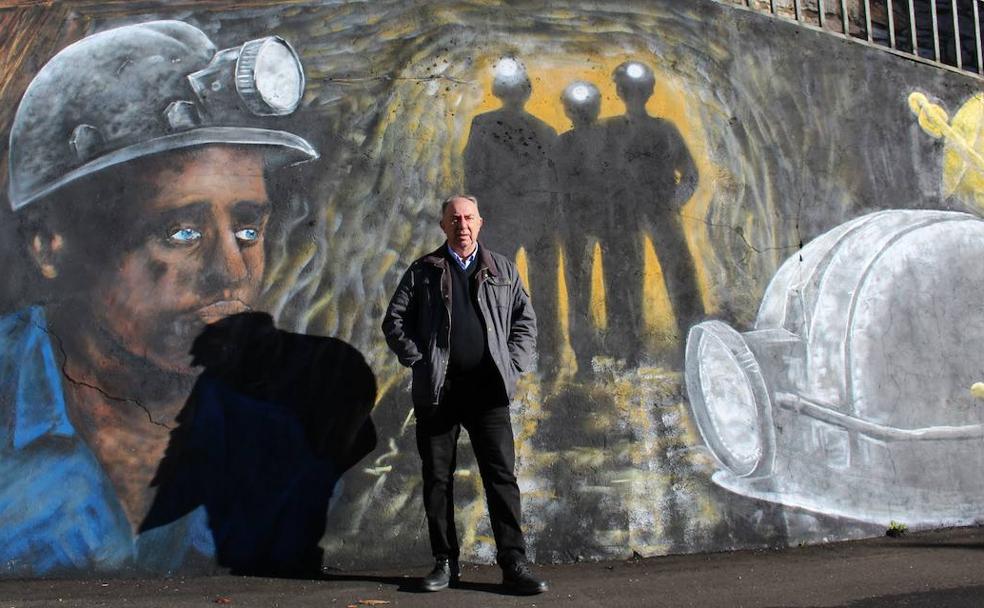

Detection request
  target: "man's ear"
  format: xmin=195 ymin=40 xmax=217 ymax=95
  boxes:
xmin=28 ymin=231 xmax=64 ymax=279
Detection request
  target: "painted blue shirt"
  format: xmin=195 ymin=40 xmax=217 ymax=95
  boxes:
xmin=0 ymin=307 xmax=215 ymax=576
xmin=0 ymin=307 xmax=374 ymax=577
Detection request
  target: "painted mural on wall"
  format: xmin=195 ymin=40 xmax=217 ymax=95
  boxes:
xmin=686 ymin=209 xmax=984 ymax=524
xmin=0 ymin=0 xmax=979 ymax=577
xmin=0 ymin=17 xmax=377 ymax=576
xmin=681 ymin=85 xmax=984 ymax=533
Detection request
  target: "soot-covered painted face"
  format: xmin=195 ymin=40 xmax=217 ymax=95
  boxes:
xmin=79 ymin=146 xmax=271 ymax=374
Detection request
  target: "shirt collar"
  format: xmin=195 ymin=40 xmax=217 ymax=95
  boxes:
xmin=445 ymin=243 xmax=478 ymax=270
xmin=5 ymin=306 xmax=76 ymax=449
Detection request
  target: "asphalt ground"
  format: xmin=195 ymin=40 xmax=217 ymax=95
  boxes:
xmin=2 ymin=526 xmax=983 ymax=607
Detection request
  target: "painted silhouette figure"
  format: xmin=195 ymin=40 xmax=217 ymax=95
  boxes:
xmin=600 ymin=61 xmax=702 ymax=364
xmin=464 ymin=57 xmax=560 ymax=371
xmin=554 ymin=81 xmax=605 ymax=374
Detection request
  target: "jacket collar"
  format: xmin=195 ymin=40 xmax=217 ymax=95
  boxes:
xmin=423 ymin=242 xmax=500 ymax=277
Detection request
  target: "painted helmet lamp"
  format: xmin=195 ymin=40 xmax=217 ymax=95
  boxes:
xmin=685 ymin=210 xmax=984 ymax=525
xmin=8 ymin=20 xmax=318 ymax=211
xmin=188 ymin=36 xmax=305 ymax=117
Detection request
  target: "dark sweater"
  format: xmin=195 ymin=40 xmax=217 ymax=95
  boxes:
xmin=446 ymin=248 xmax=487 ymax=375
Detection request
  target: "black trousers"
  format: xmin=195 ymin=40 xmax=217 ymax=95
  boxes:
xmin=414 ymin=373 xmax=526 ymax=567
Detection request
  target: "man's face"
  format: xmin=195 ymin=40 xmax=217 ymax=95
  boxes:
xmin=79 ymin=146 xmax=271 ymax=374
xmin=440 ymin=197 xmax=482 ymax=257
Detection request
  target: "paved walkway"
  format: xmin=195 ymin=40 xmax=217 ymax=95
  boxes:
xmin=2 ymin=526 xmax=984 ymax=607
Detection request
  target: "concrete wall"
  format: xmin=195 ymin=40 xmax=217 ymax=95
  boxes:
xmin=0 ymin=0 xmax=981 ymax=577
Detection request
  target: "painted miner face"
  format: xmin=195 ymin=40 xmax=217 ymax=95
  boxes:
xmin=69 ymin=146 xmax=271 ymax=374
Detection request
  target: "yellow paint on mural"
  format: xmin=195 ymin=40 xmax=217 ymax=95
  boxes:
xmin=641 ymin=234 xmax=678 ymax=350
xmin=514 ymin=372 xmax=542 ymax=448
xmin=515 ymin=246 xmax=531 ymax=295
xmin=590 ymin=241 xmax=607 ymax=331
xmin=909 ymin=91 xmax=951 ymax=139
xmin=971 ymin=382 xmax=984 ymax=400
xmin=909 ymin=91 xmax=984 ymax=206
xmin=555 ymin=246 xmax=570 ymax=336
xmin=463 ymin=52 xmax=719 ymax=316
xmin=555 ymin=245 xmax=578 ymax=377
xmin=943 ymin=94 xmax=984 ymax=200
xmin=373 ymin=373 xmax=399 ymax=407
xmin=264 ymin=240 xmax=317 ymax=302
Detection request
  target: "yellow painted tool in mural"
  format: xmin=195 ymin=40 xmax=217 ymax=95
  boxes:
xmin=909 ymin=91 xmax=984 ymax=204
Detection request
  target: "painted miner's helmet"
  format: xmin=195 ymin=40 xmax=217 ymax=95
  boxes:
xmin=613 ymin=61 xmax=655 ymax=95
xmin=7 ymin=20 xmax=319 ymax=210
xmin=561 ymin=81 xmax=601 ymax=124
xmin=491 ymin=56 xmax=531 ymax=101
xmin=685 ymin=209 xmax=984 ymax=525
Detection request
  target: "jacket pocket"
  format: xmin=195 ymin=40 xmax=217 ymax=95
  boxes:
xmin=485 ymin=278 xmax=511 ymax=304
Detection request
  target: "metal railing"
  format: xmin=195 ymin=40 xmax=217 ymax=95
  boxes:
xmin=720 ymin=0 xmax=984 ymax=79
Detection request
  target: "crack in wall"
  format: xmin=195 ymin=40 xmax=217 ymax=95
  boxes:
xmin=31 ymin=321 xmax=174 ymax=430
xmin=327 ymin=74 xmax=471 ymax=85
xmin=682 ymin=212 xmax=800 ymax=254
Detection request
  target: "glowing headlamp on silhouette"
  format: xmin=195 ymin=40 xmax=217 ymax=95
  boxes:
xmin=571 ymin=85 xmax=591 ymax=101
xmin=492 ymin=56 xmax=531 ymax=96
xmin=625 ymin=63 xmax=646 ymax=79
xmin=563 ymin=81 xmax=600 ymax=105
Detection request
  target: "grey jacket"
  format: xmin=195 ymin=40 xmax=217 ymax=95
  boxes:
xmin=381 ymin=243 xmax=537 ymax=412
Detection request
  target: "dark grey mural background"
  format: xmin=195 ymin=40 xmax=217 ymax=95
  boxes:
xmin=0 ymin=0 xmax=980 ymax=576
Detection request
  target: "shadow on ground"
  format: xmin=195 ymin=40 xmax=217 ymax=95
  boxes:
xmin=318 ymin=572 xmax=530 ymax=596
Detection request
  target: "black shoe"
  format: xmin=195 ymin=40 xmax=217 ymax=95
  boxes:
xmin=501 ymin=561 xmax=548 ymax=595
xmin=420 ymin=557 xmax=460 ymax=592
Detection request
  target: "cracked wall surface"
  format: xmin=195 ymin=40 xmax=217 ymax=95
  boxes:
xmin=0 ymin=0 xmax=980 ymax=577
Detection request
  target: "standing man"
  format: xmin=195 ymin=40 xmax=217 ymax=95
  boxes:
xmin=382 ymin=195 xmax=547 ymax=595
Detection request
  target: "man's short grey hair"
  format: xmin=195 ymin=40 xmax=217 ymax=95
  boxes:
xmin=440 ymin=194 xmax=479 ymax=215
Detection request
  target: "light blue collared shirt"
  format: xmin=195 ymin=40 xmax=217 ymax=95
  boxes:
xmin=446 ymin=243 xmax=478 ymax=270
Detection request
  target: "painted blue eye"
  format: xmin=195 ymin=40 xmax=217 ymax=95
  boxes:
xmin=236 ymin=228 xmax=260 ymax=242
xmin=169 ymin=228 xmax=202 ymax=243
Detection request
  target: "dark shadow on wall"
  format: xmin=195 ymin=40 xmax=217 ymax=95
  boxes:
xmin=463 ymin=62 xmax=560 ymax=372
xmin=463 ymin=59 xmax=705 ymax=372
xmin=140 ymin=311 xmax=377 ymax=577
